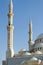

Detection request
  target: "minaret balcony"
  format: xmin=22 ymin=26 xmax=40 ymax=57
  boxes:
xmin=7 ymin=25 xmax=14 ymax=31
xmin=8 ymin=13 xmax=14 ymax=16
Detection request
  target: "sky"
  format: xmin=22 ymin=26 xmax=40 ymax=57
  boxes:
xmin=0 ymin=0 xmax=43 ymax=65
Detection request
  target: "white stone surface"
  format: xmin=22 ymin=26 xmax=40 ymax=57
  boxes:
xmin=6 ymin=0 xmax=14 ymax=58
xmin=35 ymin=51 xmax=42 ymax=54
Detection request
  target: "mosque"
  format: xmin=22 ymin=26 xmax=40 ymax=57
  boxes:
xmin=2 ymin=0 xmax=43 ymax=65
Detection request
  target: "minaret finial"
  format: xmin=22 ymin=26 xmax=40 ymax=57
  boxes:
xmin=28 ymin=19 xmax=33 ymax=51
xmin=8 ymin=0 xmax=14 ymax=25
xmin=29 ymin=17 xmax=32 ymax=24
xmin=9 ymin=0 xmax=13 ymax=13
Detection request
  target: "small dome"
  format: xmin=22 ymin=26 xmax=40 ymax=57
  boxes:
xmin=20 ymin=48 xmax=26 ymax=52
xmin=30 ymin=57 xmax=38 ymax=61
xmin=37 ymin=33 xmax=43 ymax=39
xmin=35 ymin=51 xmax=42 ymax=54
xmin=23 ymin=52 xmax=31 ymax=56
xmin=18 ymin=48 xmax=26 ymax=55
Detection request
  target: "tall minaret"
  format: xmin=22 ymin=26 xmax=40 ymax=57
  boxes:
xmin=28 ymin=19 xmax=33 ymax=51
xmin=6 ymin=0 xmax=14 ymax=58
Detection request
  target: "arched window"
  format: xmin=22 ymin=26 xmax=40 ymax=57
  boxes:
xmin=38 ymin=48 xmax=39 ymax=50
xmin=40 ymin=47 xmax=41 ymax=50
xmin=40 ymin=39 xmax=41 ymax=42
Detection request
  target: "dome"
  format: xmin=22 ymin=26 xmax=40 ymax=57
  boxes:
xmin=35 ymin=51 xmax=42 ymax=54
xmin=34 ymin=43 xmax=43 ymax=48
xmin=18 ymin=48 xmax=26 ymax=55
xmin=19 ymin=48 xmax=26 ymax=52
xmin=34 ymin=33 xmax=43 ymax=50
xmin=37 ymin=33 xmax=43 ymax=39
xmin=30 ymin=57 xmax=38 ymax=61
xmin=23 ymin=52 xmax=31 ymax=56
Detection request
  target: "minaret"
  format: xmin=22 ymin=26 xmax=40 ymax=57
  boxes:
xmin=28 ymin=19 xmax=33 ymax=51
xmin=6 ymin=0 xmax=14 ymax=58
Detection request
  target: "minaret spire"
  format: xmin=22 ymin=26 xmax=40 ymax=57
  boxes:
xmin=6 ymin=0 xmax=14 ymax=58
xmin=28 ymin=19 xmax=33 ymax=51
xmin=29 ymin=19 xmax=33 ymax=41
xmin=9 ymin=0 xmax=13 ymax=13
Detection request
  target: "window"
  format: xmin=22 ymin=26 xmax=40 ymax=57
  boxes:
xmin=38 ymin=48 xmax=39 ymax=50
xmin=40 ymin=47 xmax=41 ymax=50
xmin=40 ymin=39 xmax=41 ymax=42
